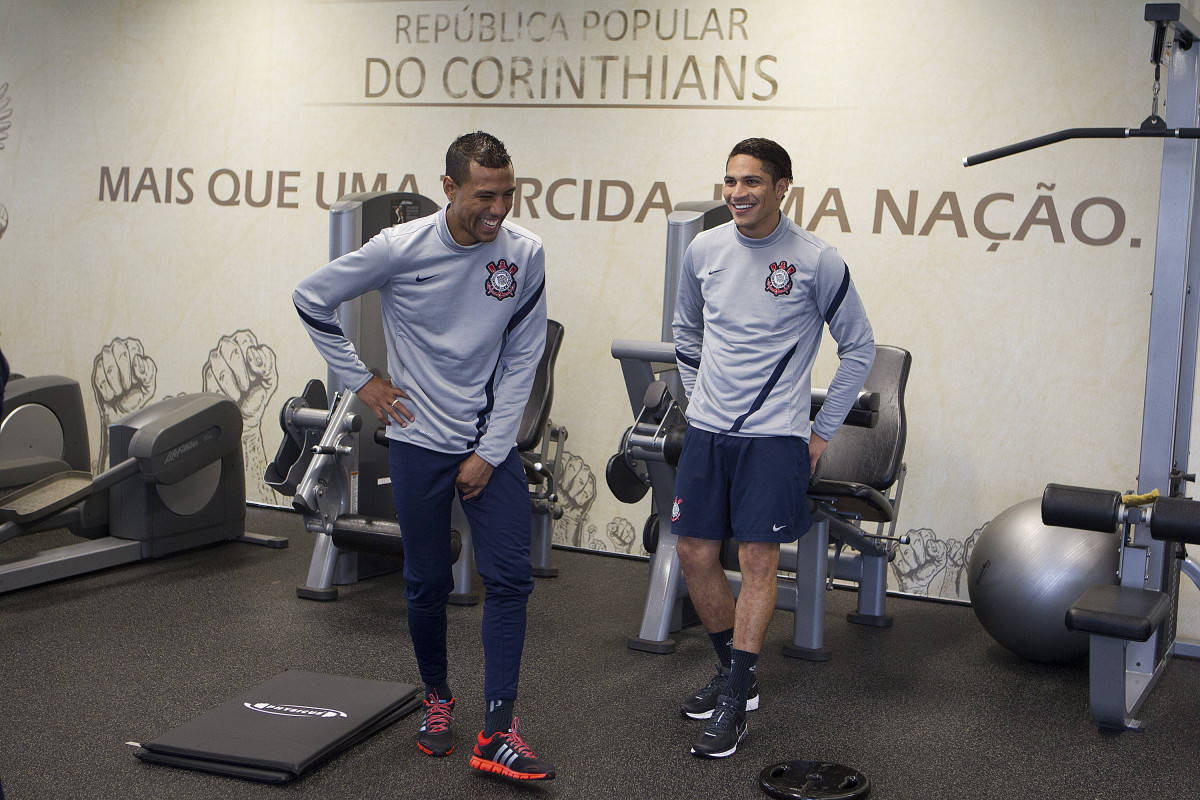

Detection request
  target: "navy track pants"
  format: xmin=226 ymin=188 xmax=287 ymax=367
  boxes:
xmin=389 ymin=441 xmax=534 ymax=702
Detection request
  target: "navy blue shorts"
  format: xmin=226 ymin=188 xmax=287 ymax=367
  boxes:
xmin=670 ymin=427 xmax=811 ymax=543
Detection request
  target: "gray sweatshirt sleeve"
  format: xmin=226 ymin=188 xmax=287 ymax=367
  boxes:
xmin=292 ymin=232 xmax=393 ymax=394
xmin=811 ymin=250 xmax=875 ymax=441
xmin=672 ymin=246 xmax=704 ymax=399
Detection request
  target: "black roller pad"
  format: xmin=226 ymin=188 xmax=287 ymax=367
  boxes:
xmin=1151 ymin=496 xmax=1200 ymax=545
xmin=606 ymin=453 xmax=649 ymax=503
xmin=134 ymin=670 xmax=420 ymax=783
xmin=1041 ymin=483 xmax=1122 ymax=533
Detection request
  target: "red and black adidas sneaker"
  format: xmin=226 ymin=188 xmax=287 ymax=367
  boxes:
xmin=468 ymin=717 xmax=555 ymax=780
xmin=416 ymin=691 xmax=455 ymax=757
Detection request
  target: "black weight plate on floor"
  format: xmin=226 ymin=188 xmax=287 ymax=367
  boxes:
xmin=759 ymin=760 xmax=870 ymax=800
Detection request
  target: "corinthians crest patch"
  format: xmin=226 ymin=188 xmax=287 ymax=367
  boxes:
xmin=485 ymin=259 xmax=519 ymax=300
xmin=765 ymin=260 xmax=795 ymax=296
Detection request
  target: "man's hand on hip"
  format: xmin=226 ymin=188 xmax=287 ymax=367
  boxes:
xmin=356 ymin=375 xmax=414 ymax=427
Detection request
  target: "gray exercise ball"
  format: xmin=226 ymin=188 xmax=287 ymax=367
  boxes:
xmin=967 ymin=497 xmax=1119 ymax=663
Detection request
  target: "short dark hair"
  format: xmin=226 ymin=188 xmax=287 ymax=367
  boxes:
xmin=446 ymin=131 xmax=512 ymax=186
xmin=727 ymin=138 xmax=792 ymax=184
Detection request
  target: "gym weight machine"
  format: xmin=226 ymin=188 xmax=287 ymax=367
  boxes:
xmin=607 ymin=201 xmax=912 ymax=660
xmin=265 ymin=376 xmax=474 ymax=602
xmin=965 ymin=2 xmax=1200 ymax=729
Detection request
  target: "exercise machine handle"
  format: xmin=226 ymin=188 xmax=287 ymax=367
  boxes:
xmin=293 ymin=390 xmax=361 ymax=516
xmin=964 ymin=126 xmax=1200 ymax=167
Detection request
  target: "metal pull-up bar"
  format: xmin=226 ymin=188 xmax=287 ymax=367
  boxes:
xmin=965 ymin=4 xmax=1198 ymax=168
xmin=963 ymin=123 xmax=1200 ymax=167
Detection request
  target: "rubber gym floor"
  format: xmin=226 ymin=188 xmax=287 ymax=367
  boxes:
xmin=2 ymin=506 xmax=1199 ymax=800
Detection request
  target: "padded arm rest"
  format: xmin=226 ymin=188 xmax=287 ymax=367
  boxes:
xmin=808 ymin=478 xmax=893 ymax=523
xmin=810 ymin=389 xmax=880 ymax=429
xmin=1065 ymin=584 xmax=1171 ymax=641
xmin=611 ymin=339 xmax=676 ymax=364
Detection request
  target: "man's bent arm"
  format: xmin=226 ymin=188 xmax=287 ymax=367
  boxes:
xmin=812 ymin=250 xmax=875 ymax=442
xmin=292 ymin=233 xmax=393 ymax=393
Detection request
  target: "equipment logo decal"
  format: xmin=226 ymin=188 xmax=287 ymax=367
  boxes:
xmin=485 ymin=260 xmax=518 ymax=300
xmin=765 ymin=260 xmax=795 ymax=296
xmin=243 ymin=702 xmax=348 ymax=719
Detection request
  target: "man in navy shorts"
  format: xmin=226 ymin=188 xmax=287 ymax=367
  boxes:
xmin=671 ymin=137 xmax=875 ymax=758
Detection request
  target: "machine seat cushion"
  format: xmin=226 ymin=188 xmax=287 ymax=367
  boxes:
xmin=1065 ymin=583 xmax=1171 ymax=641
xmin=807 ymin=478 xmax=893 ymax=523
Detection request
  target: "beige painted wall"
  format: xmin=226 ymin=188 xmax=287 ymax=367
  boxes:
xmin=3 ymin=1 xmax=1200 ymax=634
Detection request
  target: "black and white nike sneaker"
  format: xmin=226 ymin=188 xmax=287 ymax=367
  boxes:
xmin=680 ymin=665 xmax=760 ymax=720
xmin=689 ymin=695 xmax=748 ymax=758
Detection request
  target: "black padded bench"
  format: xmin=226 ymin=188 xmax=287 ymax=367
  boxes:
xmin=1042 ymin=483 xmax=1195 ymax=730
xmin=1065 ymin=583 xmax=1173 ymax=729
xmin=1066 ymin=583 xmax=1172 ymax=642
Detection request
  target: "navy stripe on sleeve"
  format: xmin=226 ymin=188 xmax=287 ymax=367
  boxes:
xmin=822 ymin=264 xmax=851 ymax=325
xmin=295 ymin=303 xmax=344 ymax=337
xmin=729 ymin=343 xmax=797 ymax=433
xmin=507 ymin=277 xmax=545 ymax=333
xmin=471 ymin=358 xmax=501 ymax=447
xmin=676 ymin=348 xmax=701 ymax=370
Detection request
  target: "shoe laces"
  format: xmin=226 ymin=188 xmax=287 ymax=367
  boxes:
xmin=698 ymin=665 xmax=730 ymax=696
xmin=422 ymin=694 xmax=453 ymax=733
xmin=499 ymin=717 xmax=536 ymax=758
xmin=707 ymin=699 xmax=739 ymax=734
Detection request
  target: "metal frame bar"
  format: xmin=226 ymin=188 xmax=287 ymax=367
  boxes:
xmin=1117 ymin=4 xmax=1200 ymax=727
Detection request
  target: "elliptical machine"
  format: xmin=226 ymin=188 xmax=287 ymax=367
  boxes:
xmin=0 ymin=376 xmax=283 ymax=594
